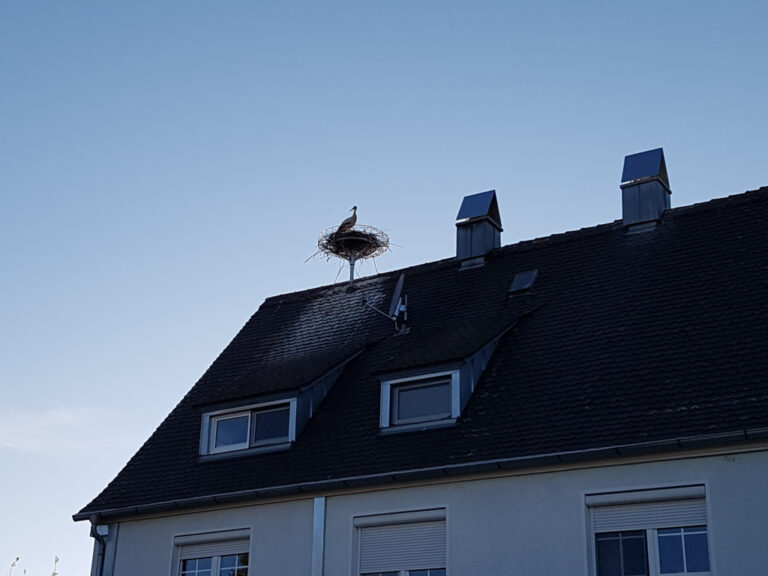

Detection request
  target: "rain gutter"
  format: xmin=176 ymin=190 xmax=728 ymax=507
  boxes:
xmin=73 ymin=427 xmax=768 ymax=523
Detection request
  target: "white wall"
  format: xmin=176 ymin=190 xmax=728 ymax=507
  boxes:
xmin=104 ymin=449 xmax=768 ymax=576
xmin=107 ymin=498 xmax=313 ymax=576
xmin=323 ymin=449 xmax=768 ymax=576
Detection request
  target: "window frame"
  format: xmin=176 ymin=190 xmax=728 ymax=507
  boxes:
xmin=250 ymin=403 xmax=293 ymax=446
xmin=209 ymin=411 xmax=251 ymax=453
xmin=586 ymin=486 xmax=712 ymax=576
xmin=201 ymin=398 xmax=297 ymax=455
xmin=380 ymin=371 xmax=460 ymax=431
xmin=655 ymin=526 xmax=711 ymax=574
xmin=173 ymin=529 xmax=250 ymax=576
xmin=180 ymin=553 xmax=249 ymax=576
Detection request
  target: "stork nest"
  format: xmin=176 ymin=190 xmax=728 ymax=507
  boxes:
xmin=317 ymin=225 xmax=390 ymax=260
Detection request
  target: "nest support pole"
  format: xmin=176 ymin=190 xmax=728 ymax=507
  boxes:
xmin=348 ymin=256 xmax=356 ymax=288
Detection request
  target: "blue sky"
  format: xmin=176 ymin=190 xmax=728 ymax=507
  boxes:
xmin=1 ymin=2 xmax=766 ymax=574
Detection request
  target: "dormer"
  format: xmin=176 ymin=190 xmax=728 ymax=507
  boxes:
xmin=199 ymin=351 xmax=362 ymax=457
xmin=378 ymin=322 xmax=512 ymax=433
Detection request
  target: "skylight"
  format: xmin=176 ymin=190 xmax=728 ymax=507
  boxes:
xmin=509 ymin=269 xmax=538 ymax=294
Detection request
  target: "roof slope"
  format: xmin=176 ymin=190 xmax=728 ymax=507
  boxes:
xmin=78 ymin=188 xmax=768 ymax=520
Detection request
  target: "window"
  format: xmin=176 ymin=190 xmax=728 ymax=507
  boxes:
xmin=587 ymin=486 xmax=711 ymax=576
xmin=392 ymin=378 xmax=452 ymax=424
xmin=380 ymin=372 xmax=459 ymax=430
xmin=355 ymin=509 xmax=446 ymax=576
xmin=210 ymin=412 xmax=250 ymax=452
xmin=174 ymin=530 xmax=250 ymax=576
xmin=656 ymin=527 xmax=710 ymax=574
xmin=202 ymin=399 xmax=296 ymax=455
xmin=181 ymin=554 xmax=248 ymax=576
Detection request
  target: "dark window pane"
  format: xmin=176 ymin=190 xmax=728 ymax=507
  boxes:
xmin=596 ymin=533 xmax=622 ymax=576
xmin=235 ymin=569 xmax=248 ymax=576
xmin=220 ymin=555 xmax=236 ymax=568
xmin=658 ymin=531 xmax=684 ymax=573
xmin=395 ymin=381 xmax=451 ymax=422
xmin=238 ymin=553 xmax=249 ymax=565
xmin=254 ymin=407 xmax=289 ymax=442
xmin=684 ymin=531 xmax=711 ymax=571
xmin=182 ymin=557 xmax=212 ymax=576
xmin=411 ymin=571 xmax=428 ymax=576
xmin=622 ymin=532 xmax=648 ymax=576
xmin=214 ymin=415 xmax=249 ymax=448
xmin=430 ymin=570 xmax=446 ymax=576
xmin=220 ymin=570 xmax=234 ymax=576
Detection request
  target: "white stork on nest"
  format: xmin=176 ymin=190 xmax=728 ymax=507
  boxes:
xmin=337 ymin=206 xmax=358 ymax=233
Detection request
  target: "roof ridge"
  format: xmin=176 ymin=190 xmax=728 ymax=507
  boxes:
xmin=664 ymin=186 xmax=768 ymax=217
xmin=263 ymin=187 xmax=768 ymax=305
xmin=499 ymin=187 xmax=768 ymax=254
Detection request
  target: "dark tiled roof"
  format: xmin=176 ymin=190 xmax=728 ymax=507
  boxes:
xmin=78 ymin=188 xmax=768 ymax=519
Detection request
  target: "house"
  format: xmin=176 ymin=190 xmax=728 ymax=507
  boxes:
xmin=75 ymin=148 xmax=768 ymax=576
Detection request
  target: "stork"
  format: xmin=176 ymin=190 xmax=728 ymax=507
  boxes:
xmin=337 ymin=205 xmax=358 ymax=233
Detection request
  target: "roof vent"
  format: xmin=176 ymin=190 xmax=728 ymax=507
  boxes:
xmin=621 ymin=148 xmax=671 ymax=230
xmin=509 ymin=269 xmax=538 ymax=294
xmin=456 ymin=190 xmax=502 ymax=266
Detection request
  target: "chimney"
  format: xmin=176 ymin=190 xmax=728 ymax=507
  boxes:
xmin=621 ymin=148 xmax=671 ymax=229
xmin=456 ymin=190 xmax=502 ymax=266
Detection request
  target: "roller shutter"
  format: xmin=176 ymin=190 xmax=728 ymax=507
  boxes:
xmin=359 ymin=520 xmax=446 ymax=573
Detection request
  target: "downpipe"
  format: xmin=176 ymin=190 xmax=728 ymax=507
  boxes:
xmin=90 ymin=520 xmax=108 ymax=576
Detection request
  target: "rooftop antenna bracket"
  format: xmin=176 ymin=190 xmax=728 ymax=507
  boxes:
xmin=362 ymin=293 xmax=408 ymax=334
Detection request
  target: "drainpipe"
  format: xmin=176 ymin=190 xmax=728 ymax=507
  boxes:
xmin=90 ymin=520 xmax=109 ymax=576
xmin=311 ymin=497 xmax=326 ymax=576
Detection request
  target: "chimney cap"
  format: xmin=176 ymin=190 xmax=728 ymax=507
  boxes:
xmin=621 ymin=148 xmax=670 ymax=190
xmin=456 ymin=190 xmax=502 ymax=230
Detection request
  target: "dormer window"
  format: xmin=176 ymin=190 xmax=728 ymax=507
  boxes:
xmin=210 ymin=411 xmax=250 ymax=452
xmin=202 ymin=399 xmax=296 ymax=455
xmin=252 ymin=405 xmax=291 ymax=444
xmin=392 ymin=377 xmax=452 ymax=424
xmin=380 ymin=371 xmax=460 ymax=431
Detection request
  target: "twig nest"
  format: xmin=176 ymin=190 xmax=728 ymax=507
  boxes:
xmin=318 ymin=225 xmax=390 ymax=260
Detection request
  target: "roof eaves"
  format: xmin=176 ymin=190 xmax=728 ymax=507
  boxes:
xmin=73 ymin=428 xmax=768 ymax=523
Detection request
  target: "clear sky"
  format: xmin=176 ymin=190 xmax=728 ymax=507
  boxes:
xmin=1 ymin=2 xmax=766 ymax=574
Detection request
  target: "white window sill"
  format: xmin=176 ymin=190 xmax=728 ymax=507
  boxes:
xmin=200 ymin=441 xmax=292 ymax=461
xmin=379 ymin=418 xmax=456 ymax=435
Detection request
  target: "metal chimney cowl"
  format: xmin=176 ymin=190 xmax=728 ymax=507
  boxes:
xmin=621 ymin=148 xmax=671 ymax=229
xmin=456 ymin=190 xmax=502 ymax=266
